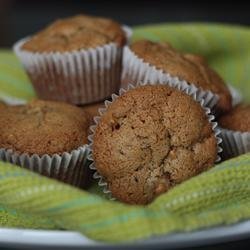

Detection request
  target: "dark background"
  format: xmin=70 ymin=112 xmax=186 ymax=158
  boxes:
xmin=0 ymin=0 xmax=250 ymax=48
xmin=0 ymin=1 xmax=250 ymax=249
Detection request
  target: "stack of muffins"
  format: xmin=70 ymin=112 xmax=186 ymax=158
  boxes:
xmin=0 ymin=14 xmax=248 ymax=205
xmin=2 ymin=14 xmax=130 ymax=188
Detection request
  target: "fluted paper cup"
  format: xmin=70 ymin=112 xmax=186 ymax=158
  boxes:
xmin=228 ymin=84 xmax=242 ymax=107
xmin=13 ymin=26 xmax=132 ymax=105
xmin=87 ymin=82 xmax=223 ymax=200
xmin=121 ymin=46 xmax=222 ymax=111
xmin=220 ymin=129 xmax=250 ymax=159
xmin=0 ymin=145 xmax=91 ymax=188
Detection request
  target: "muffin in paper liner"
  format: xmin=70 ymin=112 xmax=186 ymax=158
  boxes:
xmin=121 ymin=46 xmax=221 ymax=111
xmin=87 ymin=82 xmax=223 ymax=200
xmin=220 ymin=129 xmax=250 ymax=160
xmin=0 ymin=145 xmax=91 ymax=188
xmin=13 ymin=26 xmax=132 ymax=105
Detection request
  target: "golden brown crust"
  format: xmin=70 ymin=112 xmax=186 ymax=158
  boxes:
xmin=22 ymin=15 xmax=126 ymax=52
xmin=130 ymin=40 xmax=232 ymax=114
xmin=219 ymin=103 xmax=250 ymax=132
xmin=0 ymin=100 xmax=90 ymax=155
xmin=93 ymin=85 xmax=217 ymax=205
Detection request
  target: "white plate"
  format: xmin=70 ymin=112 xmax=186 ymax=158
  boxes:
xmin=0 ymin=86 xmax=246 ymax=249
xmin=0 ymin=220 xmax=250 ymax=249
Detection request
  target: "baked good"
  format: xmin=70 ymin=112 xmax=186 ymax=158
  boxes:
xmin=218 ymin=103 xmax=250 ymax=159
xmin=219 ymin=104 xmax=250 ymax=132
xmin=14 ymin=14 xmax=128 ymax=105
xmin=129 ymin=40 xmax=232 ymax=114
xmin=93 ymin=85 xmax=217 ymax=204
xmin=22 ymin=15 xmax=126 ymax=52
xmin=81 ymin=101 xmax=104 ymax=123
xmin=0 ymin=99 xmax=90 ymax=155
xmin=0 ymin=101 xmax=6 ymax=109
xmin=0 ymin=99 xmax=91 ymax=187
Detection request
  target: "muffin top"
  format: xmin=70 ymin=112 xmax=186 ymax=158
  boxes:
xmin=0 ymin=100 xmax=90 ymax=155
xmin=93 ymin=85 xmax=217 ymax=205
xmin=219 ymin=104 xmax=250 ymax=132
xmin=130 ymin=40 xmax=232 ymax=114
xmin=22 ymin=15 xmax=126 ymax=52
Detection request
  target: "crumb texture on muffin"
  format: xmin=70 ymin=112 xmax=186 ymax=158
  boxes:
xmin=93 ymin=85 xmax=217 ymax=205
xmin=22 ymin=15 xmax=126 ymax=52
xmin=219 ymin=104 xmax=250 ymax=132
xmin=0 ymin=100 xmax=90 ymax=155
xmin=130 ymin=40 xmax=232 ymax=113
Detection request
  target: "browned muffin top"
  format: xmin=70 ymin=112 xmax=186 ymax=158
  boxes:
xmin=130 ymin=40 xmax=232 ymax=114
xmin=0 ymin=100 xmax=90 ymax=155
xmin=93 ymin=85 xmax=217 ymax=205
xmin=22 ymin=15 xmax=126 ymax=52
xmin=219 ymin=104 xmax=250 ymax=132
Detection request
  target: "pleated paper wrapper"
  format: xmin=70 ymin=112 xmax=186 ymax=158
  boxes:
xmin=87 ymin=82 xmax=223 ymax=200
xmin=0 ymin=145 xmax=91 ymax=188
xmin=13 ymin=26 xmax=132 ymax=105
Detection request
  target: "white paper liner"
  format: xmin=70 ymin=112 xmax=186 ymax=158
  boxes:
xmin=87 ymin=82 xmax=223 ymax=200
xmin=121 ymin=46 xmax=221 ymax=111
xmin=228 ymin=84 xmax=243 ymax=107
xmin=13 ymin=26 xmax=132 ymax=105
xmin=122 ymin=25 xmax=133 ymax=44
xmin=220 ymin=128 xmax=250 ymax=159
xmin=0 ymin=93 xmax=27 ymax=105
xmin=0 ymin=145 xmax=90 ymax=188
xmin=13 ymin=39 xmax=122 ymax=105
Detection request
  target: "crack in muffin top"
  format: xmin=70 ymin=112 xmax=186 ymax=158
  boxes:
xmin=22 ymin=15 xmax=126 ymax=52
xmin=130 ymin=40 xmax=232 ymax=114
xmin=93 ymin=85 xmax=217 ymax=205
xmin=0 ymin=100 xmax=90 ymax=155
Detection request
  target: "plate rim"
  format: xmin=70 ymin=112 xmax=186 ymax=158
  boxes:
xmin=0 ymin=220 xmax=250 ymax=249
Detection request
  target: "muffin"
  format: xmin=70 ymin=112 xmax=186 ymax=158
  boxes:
xmin=21 ymin=15 xmax=126 ymax=52
xmin=219 ymin=104 xmax=250 ymax=132
xmin=0 ymin=99 xmax=91 ymax=187
xmin=92 ymin=85 xmax=218 ymax=205
xmin=0 ymin=101 xmax=6 ymax=109
xmin=14 ymin=15 xmax=129 ymax=105
xmin=122 ymin=40 xmax=232 ymax=114
xmin=81 ymin=101 xmax=104 ymax=125
xmin=219 ymin=104 xmax=250 ymax=159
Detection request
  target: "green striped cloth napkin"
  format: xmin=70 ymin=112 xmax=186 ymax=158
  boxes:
xmin=0 ymin=50 xmax=34 ymax=103
xmin=0 ymin=23 xmax=250 ymax=243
